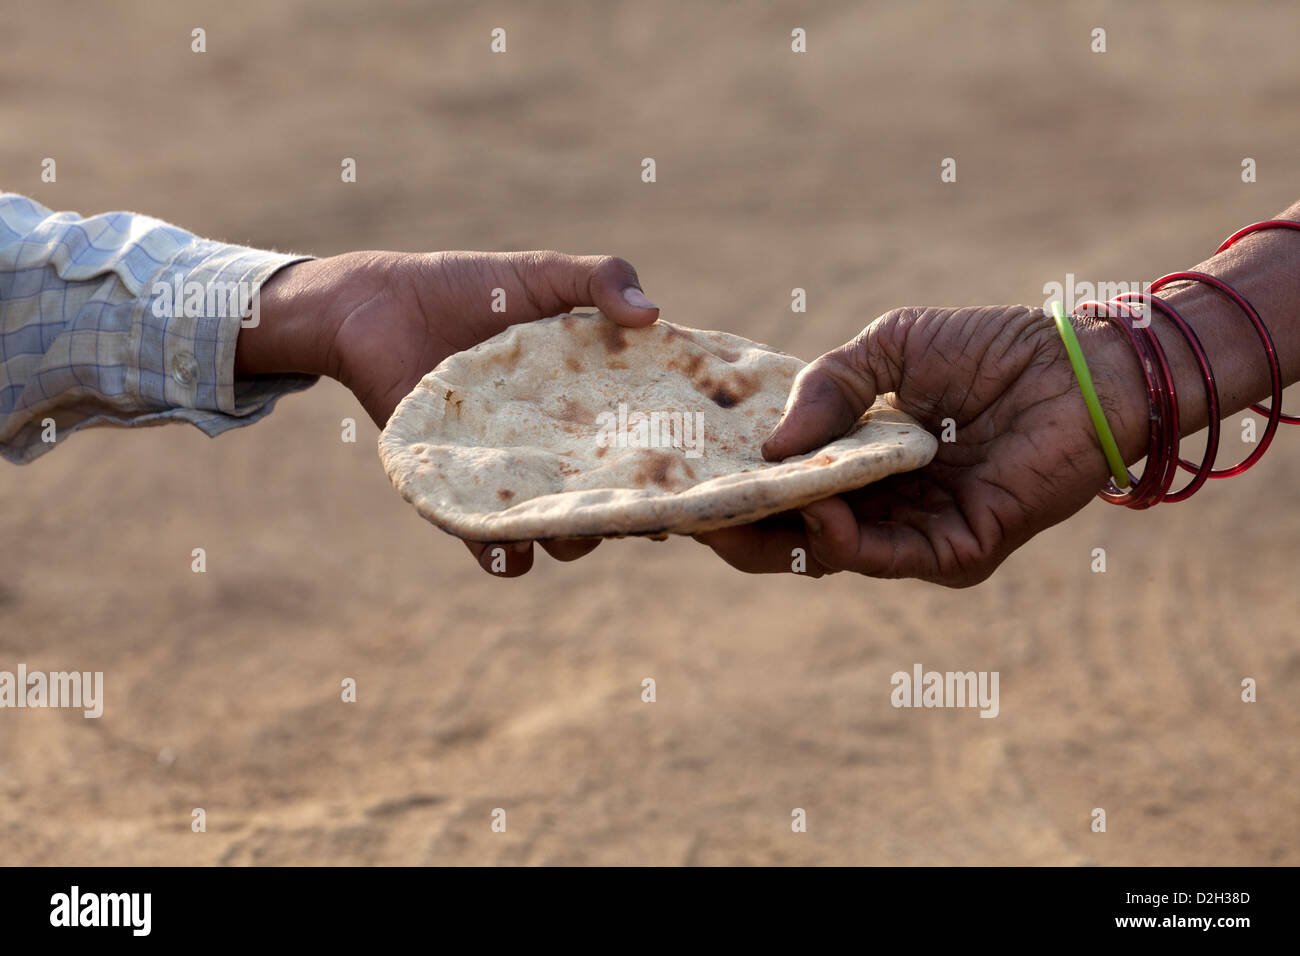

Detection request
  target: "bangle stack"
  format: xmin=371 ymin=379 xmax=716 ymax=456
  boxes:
xmin=1071 ymin=219 xmax=1300 ymax=509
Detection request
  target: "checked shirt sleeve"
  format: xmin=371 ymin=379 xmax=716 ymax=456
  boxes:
xmin=0 ymin=192 xmax=318 ymax=464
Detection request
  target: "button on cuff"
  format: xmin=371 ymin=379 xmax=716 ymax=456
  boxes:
xmin=169 ymin=350 xmax=200 ymax=387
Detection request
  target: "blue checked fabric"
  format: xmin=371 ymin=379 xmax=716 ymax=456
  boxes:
xmin=0 ymin=192 xmax=317 ymax=463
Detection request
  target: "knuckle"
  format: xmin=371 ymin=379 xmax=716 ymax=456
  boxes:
xmin=599 ymin=255 xmax=637 ymax=282
xmin=530 ymin=250 xmax=566 ymax=274
xmin=872 ymin=306 xmax=924 ymax=335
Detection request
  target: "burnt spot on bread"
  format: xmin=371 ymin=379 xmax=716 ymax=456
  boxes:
xmin=630 ymin=449 xmax=693 ymax=490
xmin=595 ymin=444 xmax=608 ymax=458
xmin=602 ymin=323 xmax=628 ymax=353
xmin=565 ymin=357 xmax=582 ymax=373
xmin=664 ymin=351 xmax=760 ymax=409
xmin=493 ymin=339 xmax=524 ymax=370
xmin=557 ymin=397 xmax=595 ymax=425
xmin=709 ymin=384 xmax=738 ymax=408
xmin=676 ymin=353 xmax=705 ymax=377
xmin=642 ymin=451 xmax=673 ymax=487
xmin=497 ymin=488 xmax=515 ymax=502
xmin=707 ymin=371 xmax=760 ymax=408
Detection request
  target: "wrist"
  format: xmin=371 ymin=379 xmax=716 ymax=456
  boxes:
xmin=1071 ymin=315 xmax=1151 ymax=466
xmin=234 ymin=258 xmax=344 ymax=379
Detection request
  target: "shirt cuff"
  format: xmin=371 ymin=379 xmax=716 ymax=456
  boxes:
xmin=134 ymin=241 xmax=319 ymax=425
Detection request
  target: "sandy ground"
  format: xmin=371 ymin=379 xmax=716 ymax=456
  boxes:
xmin=2 ymin=0 xmax=1299 ymax=865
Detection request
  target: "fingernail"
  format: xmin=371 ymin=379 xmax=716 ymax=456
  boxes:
xmin=510 ymin=541 xmax=531 ymax=554
xmin=800 ymin=509 xmax=822 ymax=535
xmin=622 ymin=287 xmax=658 ymax=310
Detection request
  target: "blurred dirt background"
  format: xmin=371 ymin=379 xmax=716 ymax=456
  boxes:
xmin=1 ymin=0 xmax=1298 ymax=865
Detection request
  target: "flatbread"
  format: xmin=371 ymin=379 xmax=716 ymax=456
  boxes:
xmin=379 ymin=312 xmax=937 ymax=541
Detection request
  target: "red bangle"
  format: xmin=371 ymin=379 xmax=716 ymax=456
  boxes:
xmin=1215 ymin=219 xmax=1300 ymax=255
xmin=1212 ymin=219 xmax=1300 ymax=425
xmin=1147 ymin=271 xmax=1283 ymax=475
xmin=1112 ymin=291 xmax=1220 ymax=502
xmin=1072 ymin=298 xmax=1179 ymax=509
xmin=1071 ymin=217 xmax=1297 ymax=507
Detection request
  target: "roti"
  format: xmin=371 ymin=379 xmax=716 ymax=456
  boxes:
xmin=379 ymin=312 xmax=937 ymax=541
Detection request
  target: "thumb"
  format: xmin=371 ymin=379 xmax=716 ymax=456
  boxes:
xmin=545 ymin=253 xmax=660 ymax=328
xmin=762 ymin=325 xmax=898 ymax=461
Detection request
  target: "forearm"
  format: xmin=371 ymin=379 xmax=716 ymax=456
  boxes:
xmin=1086 ymin=201 xmax=1300 ymax=464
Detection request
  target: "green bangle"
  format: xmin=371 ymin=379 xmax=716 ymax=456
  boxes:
xmin=1049 ymin=301 xmax=1130 ymax=489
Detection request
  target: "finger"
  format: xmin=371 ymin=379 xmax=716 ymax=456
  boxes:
xmin=762 ymin=324 xmax=901 ymax=462
xmin=538 ymin=253 xmax=660 ymax=327
xmin=693 ymin=519 xmax=835 ymax=577
xmin=539 ymin=537 xmax=602 ymax=562
xmin=797 ymin=496 xmax=861 ymax=570
xmin=800 ymin=497 xmax=956 ymax=582
xmin=462 ymin=539 xmax=535 ymax=577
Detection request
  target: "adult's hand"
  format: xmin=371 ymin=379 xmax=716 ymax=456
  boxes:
xmin=238 ymin=249 xmax=660 ymax=576
xmin=696 ymin=305 xmax=1149 ymax=587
